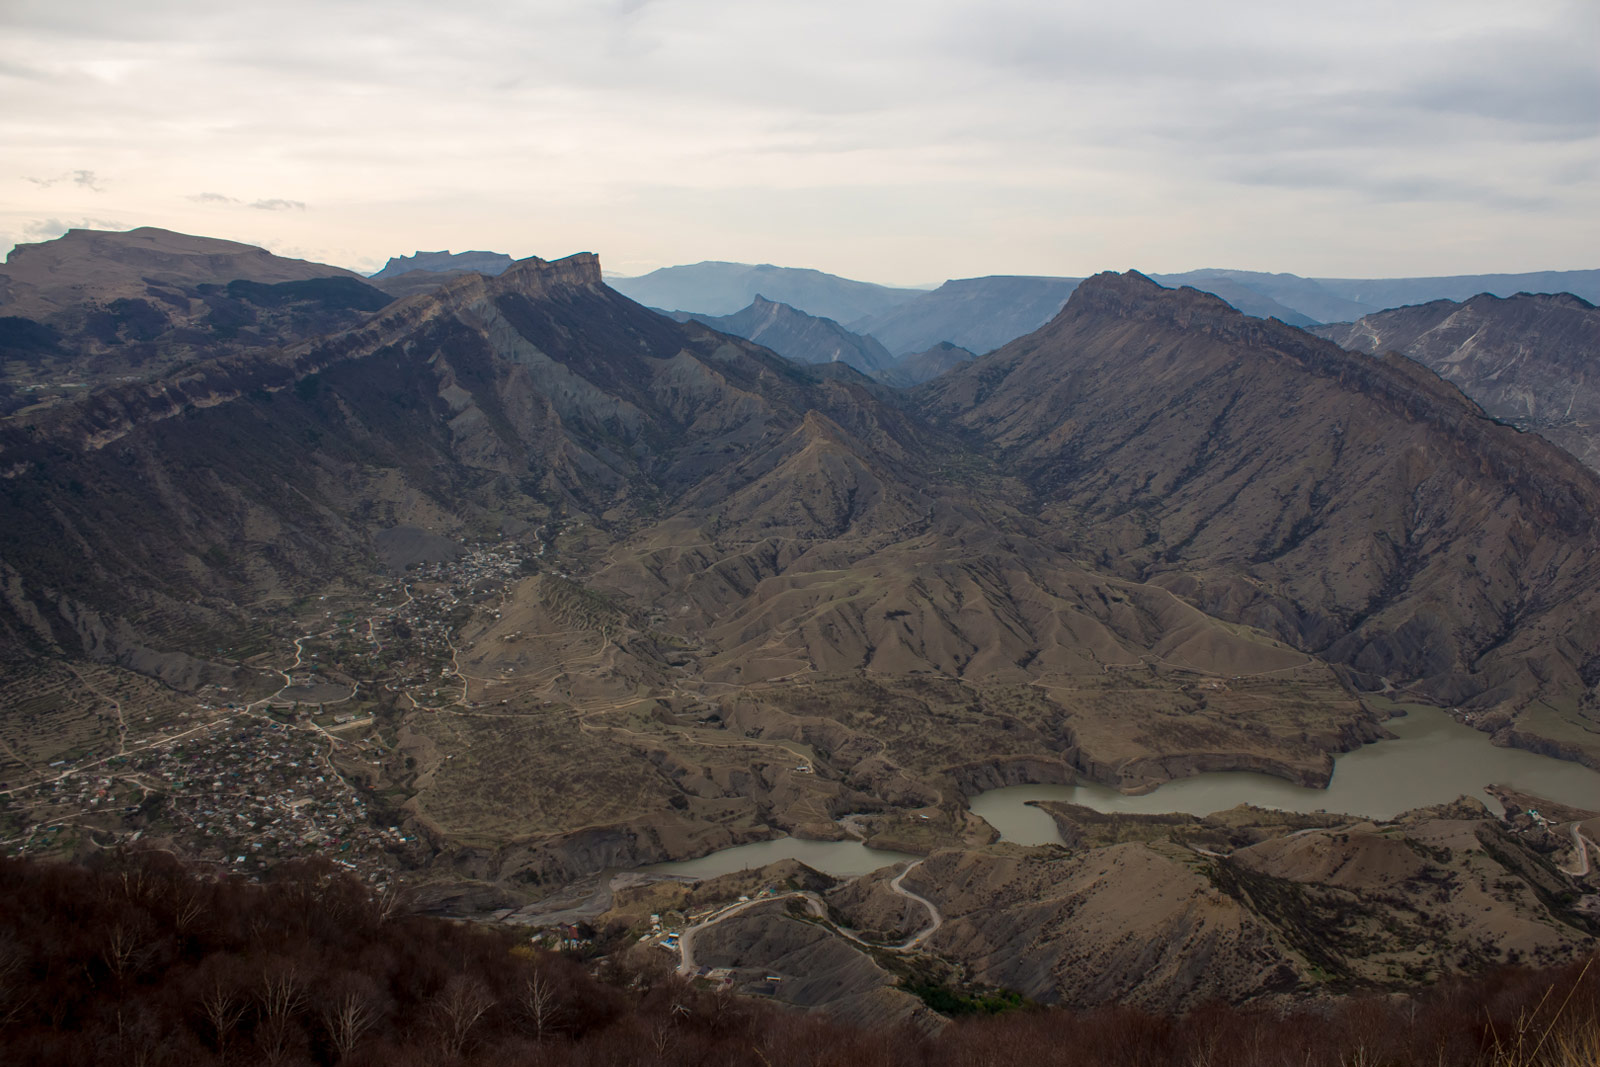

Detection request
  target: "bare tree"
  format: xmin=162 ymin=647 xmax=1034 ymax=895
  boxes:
xmin=169 ymin=883 xmax=209 ymax=937
xmin=517 ymin=967 xmax=565 ymax=1040
xmin=256 ymin=957 xmax=308 ymax=1066
xmin=431 ymin=974 xmax=495 ymax=1058
xmin=319 ymin=972 xmax=382 ymax=1063
xmin=649 ymin=1019 xmax=675 ymax=1057
xmin=101 ymin=917 xmax=156 ymax=984
xmin=371 ymin=880 xmax=410 ymax=925
xmin=199 ymin=972 xmax=247 ymax=1064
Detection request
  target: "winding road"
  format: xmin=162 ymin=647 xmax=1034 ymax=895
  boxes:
xmin=888 ymin=860 xmax=942 ymax=949
xmin=674 ymin=858 xmax=943 ymax=976
xmin=1561 ymin=824 xmax=1596 ymax=878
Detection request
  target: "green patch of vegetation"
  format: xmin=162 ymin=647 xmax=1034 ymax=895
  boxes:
xmin=902 ymin=979 xmax=1029 ymax=1016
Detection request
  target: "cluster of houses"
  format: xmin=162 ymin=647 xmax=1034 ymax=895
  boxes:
xmin=124 ymin=719 xmax=420 ymax=878
xmin=2 ymin=715 xmax=420 ymax=888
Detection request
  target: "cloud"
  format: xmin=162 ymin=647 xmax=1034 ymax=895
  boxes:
xmin=187 ymin=193 xmax=307 ymax=211
xmin=0 ymin=0 xmax=1595 ymax=277
xmin=24 ymin=216 xmax=128 ymax=239
xmin=24 ymin=170 xmax=104 ymax=191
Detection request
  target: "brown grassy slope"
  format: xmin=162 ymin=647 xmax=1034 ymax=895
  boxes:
xmin=904 ymin=804 xmax=1596 ymax=1011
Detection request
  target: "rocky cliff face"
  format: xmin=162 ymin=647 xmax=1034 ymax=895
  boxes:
xmin=1314 ymin=292 xmax=1600 ymax=470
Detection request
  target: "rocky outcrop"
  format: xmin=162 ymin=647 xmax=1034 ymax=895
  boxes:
xmin=1314 ymin=291 xmax=1600 ymax=471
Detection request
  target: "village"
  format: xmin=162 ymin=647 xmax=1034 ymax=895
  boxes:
xmin=0 ymin=536 xmax=550 ymax=882
xmin=1 ymin=714 xmax=425 ymax=886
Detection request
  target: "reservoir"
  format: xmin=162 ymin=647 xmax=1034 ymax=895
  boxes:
xmin=644 ymin=704 xmax=1600 ymax=875
xmin=970 ymin=704 xmax=1600 ymax=846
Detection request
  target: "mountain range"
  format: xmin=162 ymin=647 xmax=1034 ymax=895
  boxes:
xmin=603 ymin=258 xmax=1600 ymax=338
xmin=2 ymin=226 xmax=1597 ymax=1014
xmin=605 ymin=260 xmax=924 ymax=323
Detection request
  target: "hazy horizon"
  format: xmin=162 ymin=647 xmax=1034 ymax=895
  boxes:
xmin=3 ymin=0 xmax=1596 ymax=284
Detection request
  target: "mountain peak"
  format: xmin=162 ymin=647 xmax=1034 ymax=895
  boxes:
xmin=498 ymin=251 xmax=603 ymax=293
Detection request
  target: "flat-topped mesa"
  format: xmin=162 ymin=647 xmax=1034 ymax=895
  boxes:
xmin=371 ymin=249 xmax=514 ymax=279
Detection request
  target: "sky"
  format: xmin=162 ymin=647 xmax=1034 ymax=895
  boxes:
xmin=2 ymin=0 xmax=1597 ymax=284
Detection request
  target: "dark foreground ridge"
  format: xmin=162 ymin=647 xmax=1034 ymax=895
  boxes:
xmin=1 ymin=852 xmax=1596 ymax=1067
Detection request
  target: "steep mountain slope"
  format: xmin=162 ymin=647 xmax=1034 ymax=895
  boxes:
xmin=0 ymin=252 xmax=927 ymax=669
xmin=683 ymin=296 xmax=895 ymax=374
xmin=371 ymin=249 xmax=514 ymax=279
xmin=919 ymin=271 xmax=1600 ymax=765
xmin=606 ymin=261 xmax=922 ymax=321
xmin=1314 ymin=292 xmax=1600 ymax=470
xmin=851 ymin=275 xmax=1079 ymax=356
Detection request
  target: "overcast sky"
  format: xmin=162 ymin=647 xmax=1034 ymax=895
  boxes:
xmin=2 ymin=0 xmax=1596 ymax=283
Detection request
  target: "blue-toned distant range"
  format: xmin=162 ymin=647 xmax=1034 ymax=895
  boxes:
xmin=371 ymin=249 xmax=1600 ymax=393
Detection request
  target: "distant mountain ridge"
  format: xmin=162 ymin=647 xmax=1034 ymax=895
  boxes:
xmin=608 ymin=261 xmax=1600 ymax=362
xmin=606 ymin=261 xmax=924 ymax=323
xmin=1314 ymin=292 xmax=1600 ymax=470
xmin=877 ymin=341 xmax=976 ymax=387
xmin=850 ymin=275 xmax=1081 ymax=356
xmin=370 ymin=249 xmax=514 ymax=279
xmin=1156 ymin=268 xmax=1600 ymax=325
xmin=683 ymin=296 xmax=896 ymax=374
